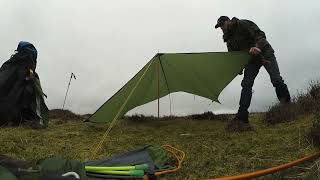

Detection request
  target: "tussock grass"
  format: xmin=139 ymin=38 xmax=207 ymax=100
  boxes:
xmin=0 ymin=114 xmax=319 ymax=179
xmin=265 ymin=80 xmax=320 ymax=125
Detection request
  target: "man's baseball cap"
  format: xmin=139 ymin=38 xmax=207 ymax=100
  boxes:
xmin=215 ymin=16 xmax=230 ymax=29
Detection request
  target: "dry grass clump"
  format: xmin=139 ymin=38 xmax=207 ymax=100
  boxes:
xmin=264 ymin=81 xmax=320 ymax=124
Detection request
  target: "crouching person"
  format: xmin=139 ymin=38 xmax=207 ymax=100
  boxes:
xmin=0 ymin=41 xmax=48 ymax=128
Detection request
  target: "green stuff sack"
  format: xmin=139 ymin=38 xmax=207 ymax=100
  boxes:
xmin=0 ymin=166 xmax=18 ymax=180
xmin=39 ymin=157 xmax=87 ymax=180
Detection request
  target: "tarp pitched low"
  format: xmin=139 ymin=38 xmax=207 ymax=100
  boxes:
xmin=89 ymin=52 xmax=250 ymax=123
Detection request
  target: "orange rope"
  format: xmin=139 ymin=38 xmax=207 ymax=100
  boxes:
xmin=155 ymin=145 xmax=186 ymax=176
xmin=207 ymin=151 xmax=320 ymax=180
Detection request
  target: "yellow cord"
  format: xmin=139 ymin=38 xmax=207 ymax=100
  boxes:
xmin=90 ymin=58 xmax=156 ymax=160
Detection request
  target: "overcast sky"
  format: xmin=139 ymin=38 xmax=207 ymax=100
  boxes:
xmin=1 ymin=0 xmax=320 ymax=116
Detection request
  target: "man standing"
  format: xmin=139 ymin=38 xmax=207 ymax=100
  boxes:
xmin=215 ymin=16 xmax=291 ymax=131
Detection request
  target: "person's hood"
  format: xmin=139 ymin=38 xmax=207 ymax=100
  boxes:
xmin=16 ymin=41 xmax=38 ymax=62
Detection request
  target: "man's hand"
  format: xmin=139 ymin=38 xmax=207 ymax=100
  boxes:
xmin=249 ymin=47 xmax=261 ymax=55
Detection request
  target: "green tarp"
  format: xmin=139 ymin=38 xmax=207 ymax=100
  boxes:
xmin=89 ymin=52 xmax=250 ymax=123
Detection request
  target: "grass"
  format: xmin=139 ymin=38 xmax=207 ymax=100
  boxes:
xmin=0 ymin=114 xmax=319 ymax=179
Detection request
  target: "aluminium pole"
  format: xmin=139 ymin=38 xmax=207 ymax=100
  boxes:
xmin=62 ymin=73 xmax=76 ymax=110
xmin=157 ymin=55 xmax=160 ymax=119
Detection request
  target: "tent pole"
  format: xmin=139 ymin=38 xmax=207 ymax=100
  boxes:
xmin=157 ymin=55 xmax=160 ymax=119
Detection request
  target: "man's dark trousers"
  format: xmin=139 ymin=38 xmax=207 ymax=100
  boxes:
xmin=237 ymin=49 xmax=291 ymax=123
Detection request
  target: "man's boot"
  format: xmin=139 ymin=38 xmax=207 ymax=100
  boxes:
xmin=226 ymin=111 xmax=254 ymax=132
xmin=275 ymin=83 xmax=291 ymax=104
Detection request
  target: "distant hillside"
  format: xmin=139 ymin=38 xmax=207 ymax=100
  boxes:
xmin=49 ymin=109 xmax=83 ymax=120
